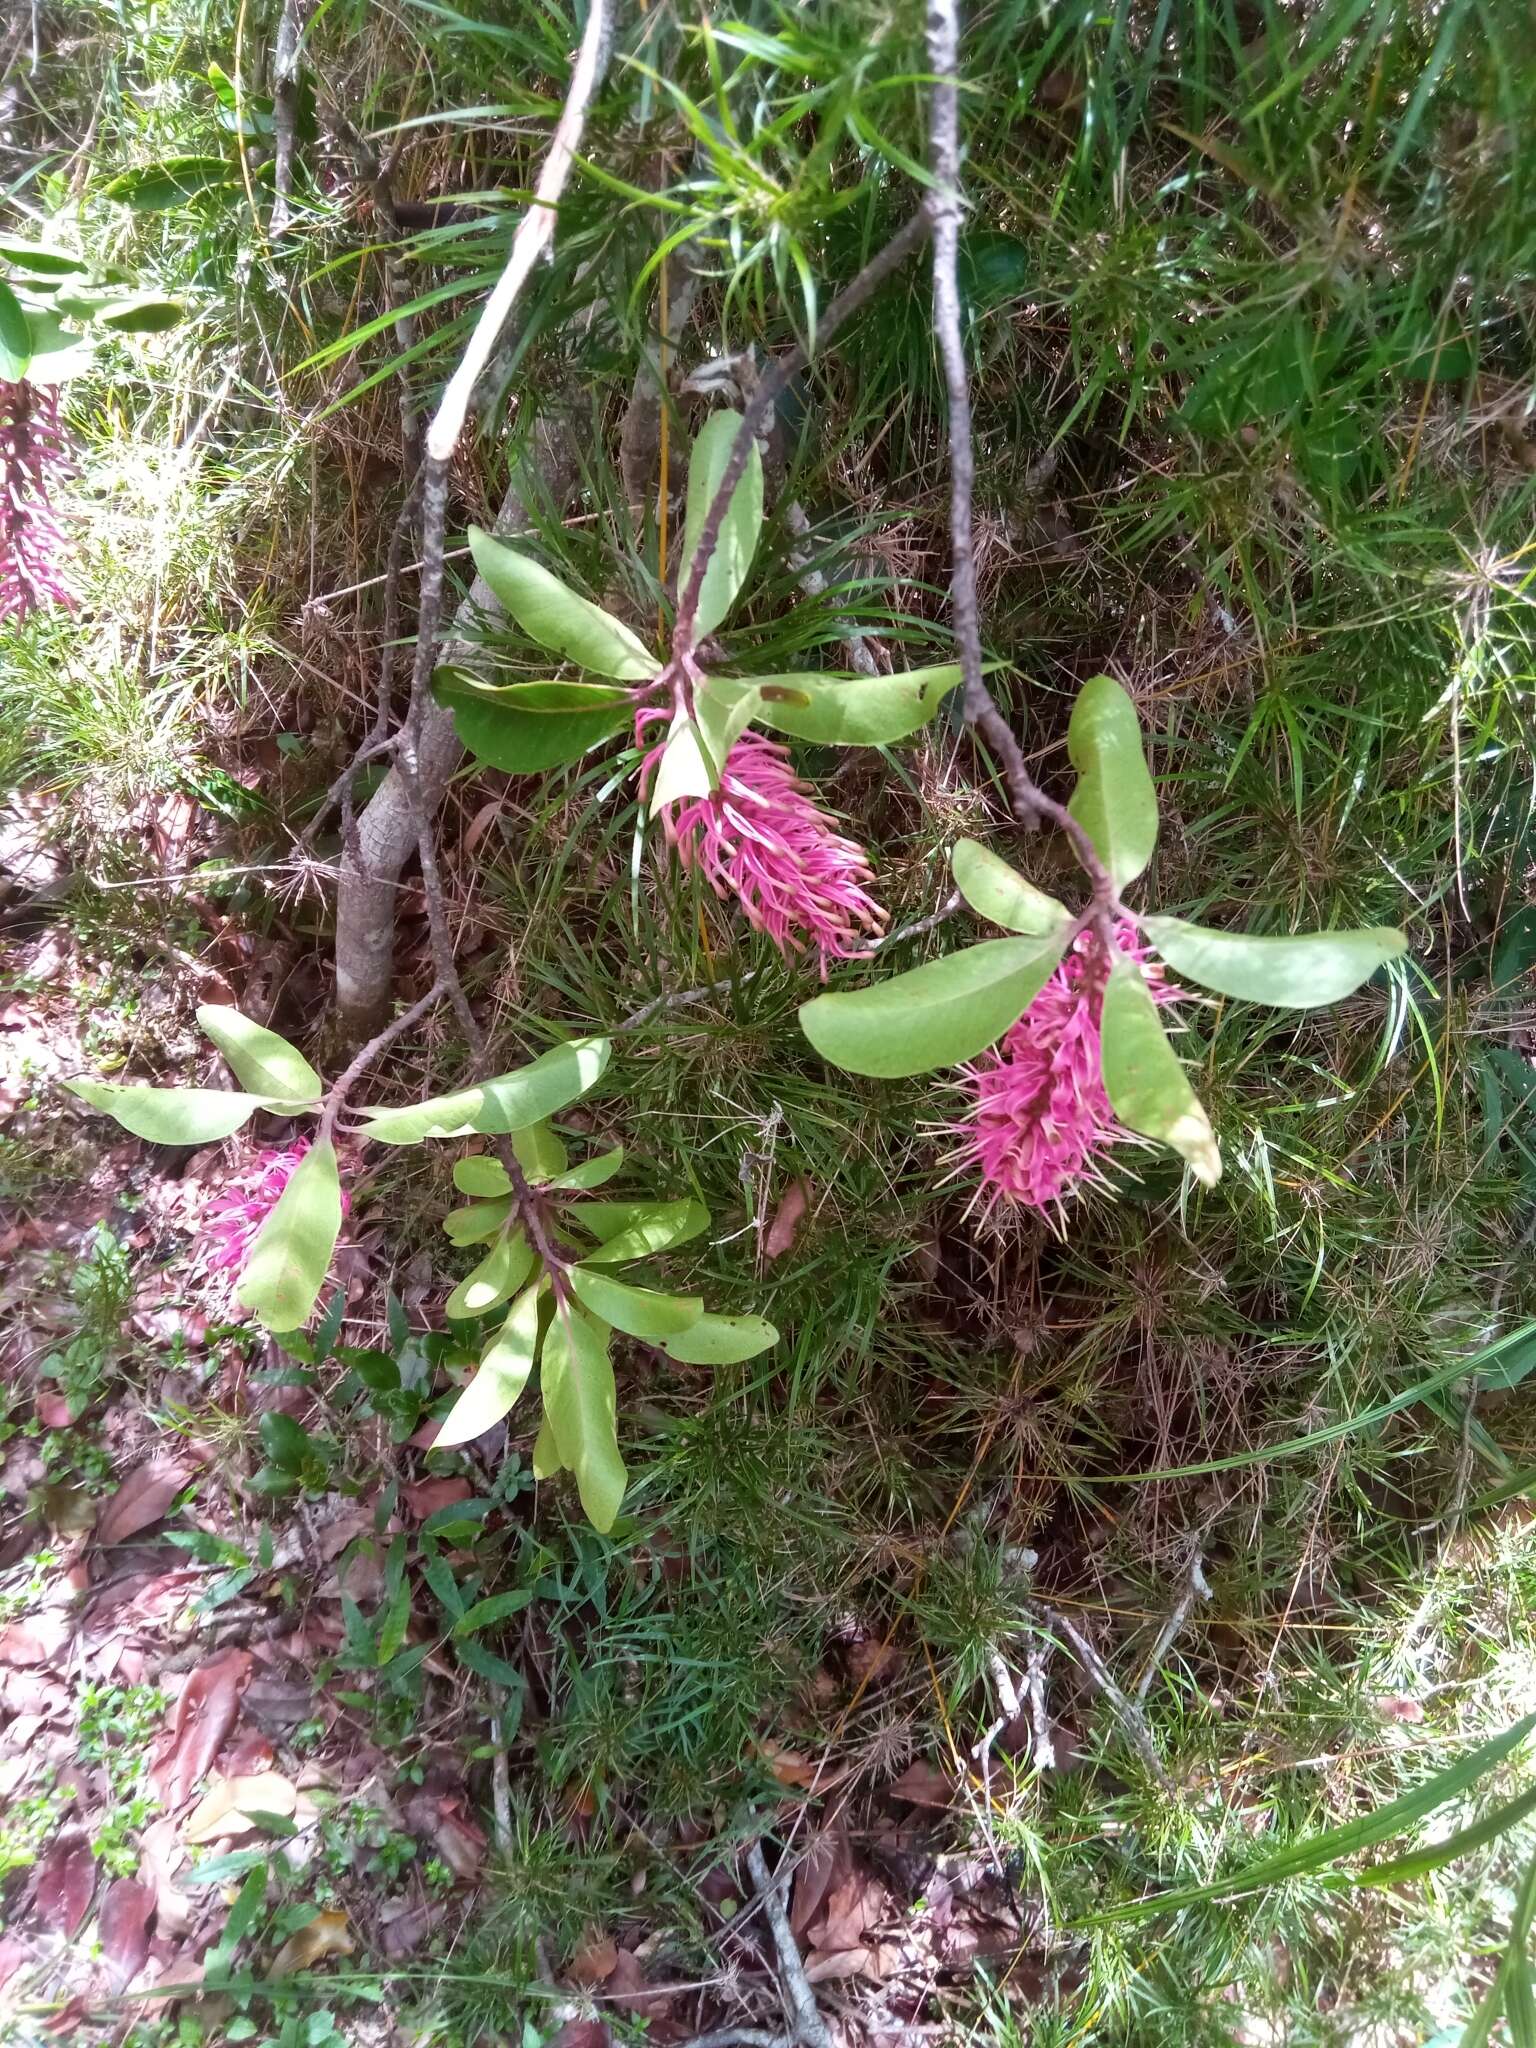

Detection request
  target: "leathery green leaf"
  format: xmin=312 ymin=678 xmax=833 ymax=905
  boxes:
xmin=1141 ymin=915 xmax=1408 ymax=1009
xmin=1066 ymin=674 xmax=1159 ymax=890
xmin=196 ymin=1005 xmax=323 ymax=1102
xmin=453 ymin=1155 xmax=512 ymax=1198
xmin=235 ymin=1140 xmax=344 ymax=1331
xmin=799 ymin=934 xmax=1067 ymax=1080
xmin=531 ymin=1414 xmax=563 ymax=1478
xmin=661 ymin=1311 xmax=778 ymax=1365
xmin=466 ymin=529 xmax=658 ymax=680
xmin=951 ymin=839 xmax=1071 ymax=936
xmin=358 ymin=1037 xmax=610 ymax=1144
xmin=576 ymin=1198 xmax=710 ymax=1265
xmin=445 ymin=1230 xmax=535 ymax=1321
xmin=433 ymin=1281 xmax=544 ymax=1447
xmin=679 ymin=409 xmax=764 ymax=638
xmin=65 ymin=1079 xmax=266 ymax=1145
xmin=744 ymin=664 xmax=961 ymax=746
xmin=568 ymin=1267 xmax=703 ymax=1340
xmin=541 ymin=1302 xmax=627 ymax=1532
xmin=442 ymin=1197 xmax=513 ymax=1246
xmin=1098 ymin=957 xmax=1220 ymax=1187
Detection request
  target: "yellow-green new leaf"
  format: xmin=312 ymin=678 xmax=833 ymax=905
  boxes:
xmin=661 ymin=1312 xmax=778 ymax=1365
xmin=467 ymin=529 xmax=658 ymax=680
xmin=547 ymin=1147 xmax=624 ymax=1191
xmin=531 ymin=1415 xmax=563 ymax=1479
xmin=235 ymin=1139 xmax=344 ymax=1331
xmin=649 ymin=713 xmax=716 ymax=813
xmin=359 ymin=1037 xmax=610 ymax=1144
xmin=196 ymin=1007 xmax=323 ymax=1103
xmin=745 ymin=664 xmax=961 ymax=746
xmin=511 ymin=1120 xmax=569 ymax=1182
xmin=951 ymin=840 xmax=1071 ymax=936
xmin=577 ymin=1198 xmax=710 ymax=1266
xmin=679 ymin=409 xmax=764 ymax=639
xmin=1099 ymin=959 xmax=1220 ymax=1187
xmin=434 ymin=1282 xmax=543 ymax=1447
xmin=799 ymin=934 xmax=1067 ymax=1080
xmin=541 ymin=1303 xmax=627 ymax=1533
xmin=65 ymin=1080 xmax=268 ymax=1145
xmin=453 ymin=1155 xmax=512 ymax=1198
xmin=443 ymin=1197 xmax=513 ymax=1246
xmin=1066 ymin=674 xmax=1158 ymax=890
xmin=445 ymin=1230 xmax=535 ymax=1321
xmin=568 ymin=1267 xmax=703 ymax=1340
xmin=1141 ymin=916 xmax=1408 ymax=1009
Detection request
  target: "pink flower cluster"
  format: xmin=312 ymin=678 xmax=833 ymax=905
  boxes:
xmin=0 ymin=379 xmax=73 ymax=624
xmin=638 ymin=708 xmax=886 ymax=976
xmin=955 ymin=922 xmax=1179 ymax=1215
xmin=205 ymin=1143 xmax=313 ymax=1275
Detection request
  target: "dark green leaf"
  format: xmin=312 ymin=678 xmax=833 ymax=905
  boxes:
xmin=799 ymin=934 xmax=1067 ymax=1079
xmin=259 ymin=1411 xmax=313 ymax=1474
xmin=0 ymin=237 xmax=89 ymax=275
xmin=452 ymin=1588 xmax=534 ymax=1636
xmin=442 ymin=683 xmax=632 ymax=774
xmin=93 ymin=293 xmax=187 ymax=333
xmin=102 ymin=156 xmax=237 ymax=210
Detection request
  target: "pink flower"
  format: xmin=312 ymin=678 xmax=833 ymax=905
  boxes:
xmin=204 ymin=1143 xmax=314 ymax=1275
xmin=638 ymin=708 xmax=886 ymax=976
xmin=953 ymin=922 xmax=1179 ymax=1215
xmin=0 ymin=379 xmax=73 ymax=624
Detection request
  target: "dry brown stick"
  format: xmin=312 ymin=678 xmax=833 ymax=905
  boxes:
xmin=269 ymin=0 xmax=309 ymax=236
xmin=317 ymin=977 xmax=445 ymax=1144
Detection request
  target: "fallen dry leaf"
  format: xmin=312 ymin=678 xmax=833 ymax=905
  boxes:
xmin=0 ymin=1613 xmax=69 ymax=1668
xmin=94 ymin=1455 xmax=193 ymax=1548
xmin=184 ymin=1770 xmax=296 ymax=1843
xmin=152 ymin=1648 xmax=252 ymax=1809
xmin=402 ymin=1476 xmax=473 ymax=1519
xmin=765 ymin=1178 xmax=811 ymax=1260
xmin=888 ymin=1759 xmax=954 ymax=1810
xmin=97 ymin=1878 xmax=155 ymax=1990
xmin=267 ymin=1909 xmax=355 ymax=1979
xmin=757 ymin=1738 xmax=818 ymax=1788
xmin=34 ymin=1826 xmax=94 ymax=1936
xmin=567 ymin=1931 xmax=619 ymax=1989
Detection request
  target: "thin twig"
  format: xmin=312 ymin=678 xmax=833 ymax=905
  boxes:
xmin=318 ymin=979 xmax=445 ymax=1144
xmin=681 ymin=2032 xmax=791 ymax=2048
xmin=269 ymin=0 xmax=309 ymax=236
xmin=1026 ymin=1641 xmax=1055 ymax=1770
xmin=1040 ymin=1603 xmax=1172 ymax=1790
xmin=673 ymin=207 xmax=933 ymax=656
xmin=743 ymin=1840 xmax=834 ymax=2048
xmin=1134 ymin=1547 xmax=1213 ymax=1703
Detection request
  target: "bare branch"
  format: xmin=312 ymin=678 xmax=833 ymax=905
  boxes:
xmin=743 ymin=1840 xmax=834 ymax=2048
xmin=269 ymin=0 xmax=310 ymax=237
xmin=318 ymin=977 xmax=446 ymax=1145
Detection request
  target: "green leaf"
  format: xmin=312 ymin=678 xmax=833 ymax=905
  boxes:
xmin=452 ymin=1587 xmax=533 ymax=1636
xmin=0 ymin=236 xmax=89 ymax=275
xmin=196 ymin=1006 xmax=323 ymax=1102
xmin=453 ymin=1155 xmax=512 ymax=1198
xmin=1066 ymin=674 xmax=1158 ymax=890
xmin=510 ymin=1120 xmax=569 ymax=1183
xmin=661 ymin=1311 xmax=778 ymax=1364
xmin=576 ymin=1197 xmax=710 ymax=1265
xmin=799 ymin=934 xmax=1067 ymax=1080
xmin=540 ymin=1304 xmax=627 ymax=1532
xmin=433 ymin=1282 xmax=543 ymax=1447
xmin=951 ymin=839 xmax=1070 ymax=936
xmin=1141 ymin=916 xmax=1408 ymax=1009
xmin=259 ymin=1411 xmax=312 ymax=1474
xmin=64 ymin=1079 xmax=266 ymax=1144
xmin=0 ymin=281 xmax=31 ymax=380
xmin=466 ymin=529 xmax=659 ymax=680
xmin=531 ymin=1415 xmax=562 ymax=1478
xmin=743 ymin=664 xmax=961 ymax=746
xmin=101 ymin=155 xmax=237 ymax=210
xmin=18 ymin=311 xmax=92 ymax=385
xmin=93 ymin=292 xmax=187 ymax=333
xmin=235 ymin=1140 xmax=344 ymax=1331
xmin=1099 ymin=958 xmax=1220 ymax=1187
xmin=694 ymin=674 xmax=763 ymax=778
xmin=679 ymin=409 xmax=764 ymax=638
xmin=445 ymin=1230 xmax=535 ymax=1321
xmin=440 ymin=676 xmax=632 ymax=711
xmin=359 ymin=1037 xmax=610 ymax=1144
xmin=568 ymin=1267 xmax=703 ymax=1340
xmin=443 ymin=1197 xmax=514 ymax=1246
xmin=1086 ymin=1709 xmax=1536 ymax=1924
xmin=547 ymin=1147 xmax=624 ymax=1191
xmin=441 ymin=680 xmax=632 ymax=774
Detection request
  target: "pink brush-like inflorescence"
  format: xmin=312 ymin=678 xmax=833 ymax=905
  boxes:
xmin=0 ymin=379 xmax=74 ymax=624
xmin=638 ymin=708 xmax=886 ymax=976
xmin=205 ymin=1142 xmax=330 ymax=1277
xmin=955 ymin=921 xmax=1180 ymax=1216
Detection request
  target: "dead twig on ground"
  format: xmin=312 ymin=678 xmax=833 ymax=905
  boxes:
xmin=1134 ymin=1545 xmax=1213 ymax=1702
xmin=743 ymin=1837 xmax=836 ymax=2048
xmin=1041 ymin=1603 xmax=1172 ymax=1790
